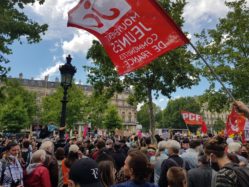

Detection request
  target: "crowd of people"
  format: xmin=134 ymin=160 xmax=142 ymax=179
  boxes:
xmin=0 ymin=101 xmax=249 ymax=187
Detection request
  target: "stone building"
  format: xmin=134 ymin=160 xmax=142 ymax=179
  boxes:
xmin=9 ymin=74 xmax=137 ymax=130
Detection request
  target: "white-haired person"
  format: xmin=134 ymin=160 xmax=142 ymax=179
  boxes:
xmin=24 ymin=150 xmax=51 ymax=187
xmin=153 ymin=141 xmax=169 ymax=184
xmin=158 ymin=140 xmax=190 ymax=187
xmin=39 ymin=140 xmax=58 ymax=187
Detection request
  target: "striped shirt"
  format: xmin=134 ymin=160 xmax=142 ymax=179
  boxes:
xmin=215 ymin=165 xmax=237 ymax=187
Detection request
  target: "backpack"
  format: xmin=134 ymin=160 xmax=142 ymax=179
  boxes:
xmin=224 ymin=163 xmax=249 ymax=187
xmin=0 ymin=159 xmax=7 ymax=185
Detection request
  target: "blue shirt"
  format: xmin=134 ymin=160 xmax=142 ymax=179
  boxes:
xmin=112 ymin=180 xmax=159 ymax=187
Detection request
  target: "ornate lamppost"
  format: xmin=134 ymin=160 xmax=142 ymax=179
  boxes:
xmin=58 ymin=55 xmax=76 ymax=142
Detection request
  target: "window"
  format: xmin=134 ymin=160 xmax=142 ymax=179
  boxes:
xmin=122 ymin=112 xmax=125 ymax=121
xmin=128 ymin=112 xmax=132 ymax=123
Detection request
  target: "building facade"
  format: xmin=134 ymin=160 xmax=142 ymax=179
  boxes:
xmin=9 ymin=74 xmax=137 ymax=130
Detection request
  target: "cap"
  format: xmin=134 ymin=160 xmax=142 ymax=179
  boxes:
xmin=69 ymin=144 xmax=79 ymax=153
xmin=69 ymin=158 xmax=103 ymax=187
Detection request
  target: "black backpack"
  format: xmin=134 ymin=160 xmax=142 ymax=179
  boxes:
xmin=224 ymin=163 xmax=249 ymax=187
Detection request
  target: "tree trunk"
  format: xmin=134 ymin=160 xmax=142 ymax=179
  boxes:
xmin=147 ymin=88 xmax=155 ymax=143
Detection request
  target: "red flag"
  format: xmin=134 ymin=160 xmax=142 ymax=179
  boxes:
xmin=68 ymin=0 xmax=189 ymax=75
xmin=226 ymin=107 xmax=246 ymax=137
xmin=181 ymin=111 xmax=204 ymax=125
xmin=201 ymin=121 xmax=208 ymax=134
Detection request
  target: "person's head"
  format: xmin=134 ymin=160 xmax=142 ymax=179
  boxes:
xmin=96 ymin=140 xmax=105 ymax=150
xmin=68 ymin=158 xmax=103 ymax=187
xmin=55 ymin=147 xmax=65 ymax=161
xmin=98 ymin=160 xmax=116 ymax=187
xmin=240 ymin=144 xmax=249 ymax=159
xmin=167 ymin=140 xmax=181 ymax=156
xmin=22 ymin=140 xmax=30 ymax=149
xmin=227 ymin=142 xmax=241 ymax=154
xmin=105 ymin=139 xmax=113 ymax=149
xmin=40 ymin=140 xmax=54 ymax=154
xmin=123 ymin=149 xmax=153 ymax=182
xmin=190 ymin=140 xmax=202 ymax=152
xmin=158 ymin=141 xmax=168 ymax=155
xmin=31 ymin=150 xmax=46 ymax=164
xmin=145 ymin=137 xmax=151 ymax=146
xmin=167 ymin=167 xmax=187 ymax=187
xmin=198 ymin=152 xmax=209 ymax=166
xmin=204 ymin=136 xmax=227 ymax=165
xmin=6 ymin=142 xmax=20 ymax=157
xmin=182 ymin=138 xmax=190 ymax=150
xmin=65 ymin=145 xmax=80 ymax=168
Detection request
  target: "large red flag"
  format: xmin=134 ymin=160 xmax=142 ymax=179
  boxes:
xmin=68 ymin=0 xmax=189 ymax=75
xmin=181 ymin=111 xmax=207 ymax=133
xmin=181 ymin=111 xmax=204 ymax=125
xmin=226 ymin=107 xmax=246 ymax=137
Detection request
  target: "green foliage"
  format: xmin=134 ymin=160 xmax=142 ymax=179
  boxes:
xmin=103 ymin=105 xmax=122 ymax=131
xmin=85 ymin=0 xmax=200 ymax=137
xmin=0 ymin=79 xmax=37 ymax=132
xmin=0 ymin=0 xmax=48 ymax=78
xmin=162 ymin=97 xmax=201 ymax=129
xmin=85 ymin=93 xmax=109 ymax=128
xmin=196 ymin=0 xmax=249 ymax=110
xmin=137 ymin=103 xmax=162 ymax=131
xmin=41 ymin=84 xmax=88 ymax=127
xmin=213 ymin=118 xmax=226 ymax=132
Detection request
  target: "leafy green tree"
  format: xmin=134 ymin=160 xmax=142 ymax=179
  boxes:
xmin=196 ymin=0 xmax=249 ymax=110
xmin=0 ymin=0 xmax=48 ymax=78
xmin=103 ymin=105 xmax=122 ymax=131
xmin=213 ymin=118 xmax=226 ymax=132
xmin=0 ymin=80 xmax=37 ymax=132
xmin=137 ymin=103 xmax=162 ymax=132
xmin=85 ymin=0 xmax=200 ymax=139
xmin=85 ymin=93 xmax=109 ymax=128
xmin=162 ymin=97 xmax=201 ymax=129
xmin=41 ymin=84 xmax=88 ymax=127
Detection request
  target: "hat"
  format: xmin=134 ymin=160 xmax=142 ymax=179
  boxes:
xmin=69 ymin=144 xmax=79 ymax=153
xmin=69 ymin=158 xmax=103 ymax=187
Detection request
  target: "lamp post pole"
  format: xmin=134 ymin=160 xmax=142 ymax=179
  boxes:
xmin=58 ymin=55 xmax=76 ymax=143
xmin=59 ymin=87 xmax=69 ymax=140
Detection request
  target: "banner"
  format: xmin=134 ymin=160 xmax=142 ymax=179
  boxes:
xmin=68 ymin=0 xmax=189 ymax=75
xmin=181 ymin=111 xmax=207 ymax=133
xmin=226 ymin=107 xmax=246 ymax=137
xmin=181 ymin=111 xmax=204 ymax=125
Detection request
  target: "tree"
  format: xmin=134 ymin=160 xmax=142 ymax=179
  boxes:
xmin=85 ymin=93 xmax=109 ymax=128
xmin=213 ymin=118 xmax=226 ymax=132
xmin=0 ymin=80 xmax=37 ymax=132
xmin=137 ymin=103 xmax=162 ymax=132
xmin=85 ymin=0 xmax=200 ymax=140
xmin=103 ymin=105 xmax=122 ymax=131
xmin=196 ymin=0 xmax=249 ymax=111
xmin=0 ymin=0 xmax=48 ymax=78
xmin=41 ymin=84 xmax=88 ymax=127
xmin=161 ymin=97 xmax=201 ymax=129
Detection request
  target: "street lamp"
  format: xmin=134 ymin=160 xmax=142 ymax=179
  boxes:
xmin=59 ymin=55 xmax=76 ymax=142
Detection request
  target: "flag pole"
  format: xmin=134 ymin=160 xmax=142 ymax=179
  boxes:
xmin=189 ymin=42 xmax=236 ymax=102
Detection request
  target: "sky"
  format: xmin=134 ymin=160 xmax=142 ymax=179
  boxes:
xmin=6 ymin=0 xmax=249 ymax=109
